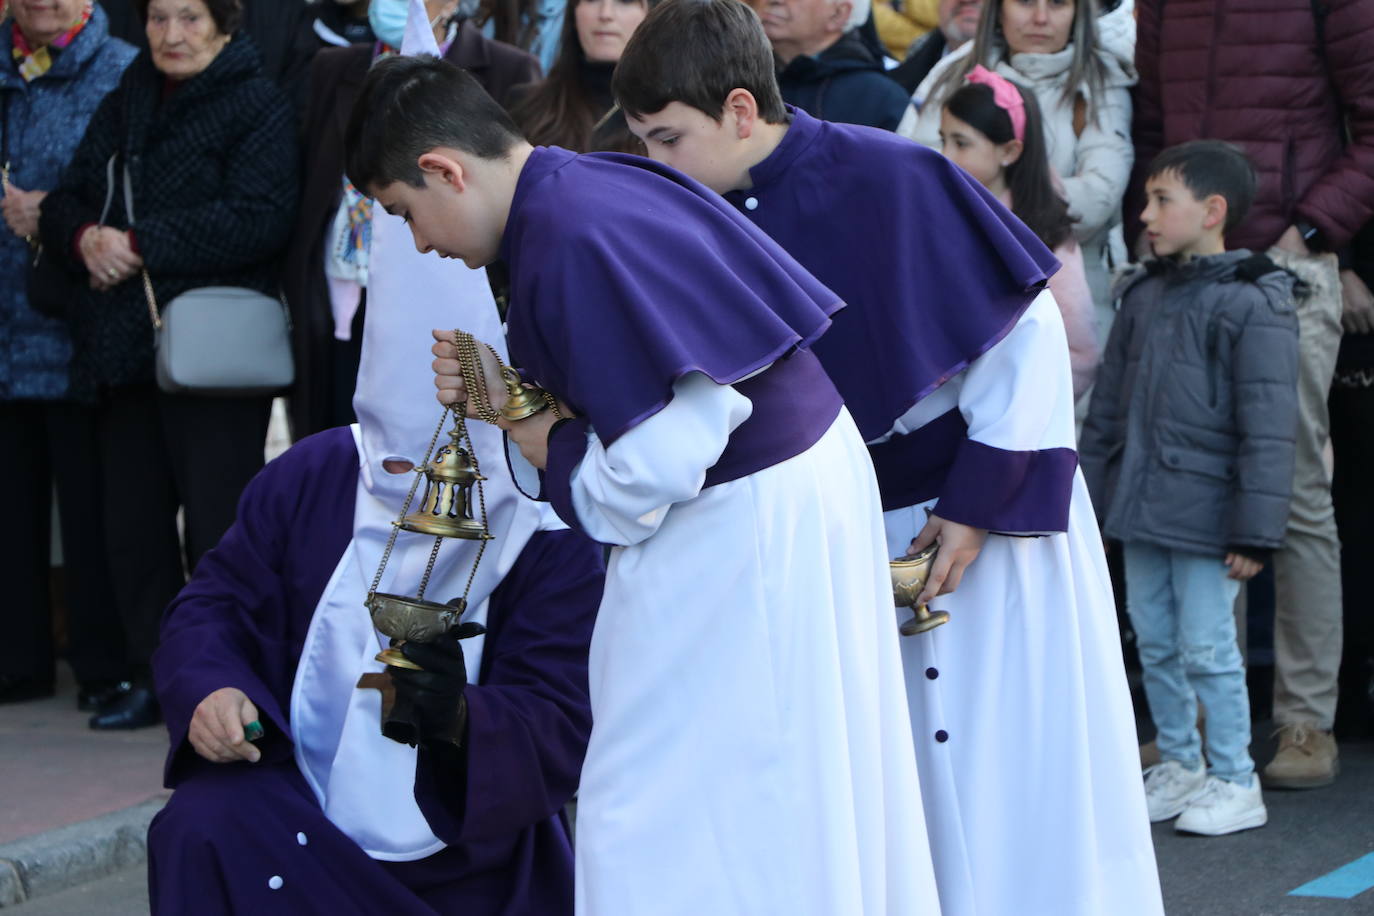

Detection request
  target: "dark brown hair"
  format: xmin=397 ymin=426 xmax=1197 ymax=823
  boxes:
xmin=1147 ymin=141 xmax=1257 ymax=234
xmin=614 ymin=0 xmax=787 ymax=124
xmin=945 ymin=81 xmax=1076 ymax=250
xmin=135 ymin=0 xmax=244 ymax=35
xmin=477 ymin=0 xmax=545 ymax=51
xmin=345 ymin=56 xmax=525 ymax=191
xmin=509 ymin=0 xmax=656 ymax=152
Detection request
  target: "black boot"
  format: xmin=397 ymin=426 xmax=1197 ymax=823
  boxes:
xmin=78 ymin=679 xmax=135 ymax=713
xmin=89 ymin=682 xmax=161 ymax=730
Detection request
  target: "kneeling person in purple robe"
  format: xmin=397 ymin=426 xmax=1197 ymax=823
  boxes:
xmin=147 ymin=240 xmax=604 ymax=914
xmin=343 ymin=55 xmax=939 ymax=914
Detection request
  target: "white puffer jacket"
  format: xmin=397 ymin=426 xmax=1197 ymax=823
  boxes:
xmin=898 ymin=1 xmax=1137 ymax=334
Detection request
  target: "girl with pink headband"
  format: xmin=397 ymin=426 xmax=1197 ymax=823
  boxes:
xmin=940 ymin=66 xmax=1101 ymax=401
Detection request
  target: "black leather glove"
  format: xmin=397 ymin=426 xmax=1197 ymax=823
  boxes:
xmin=389 ymin=622 xmax=486 ymax=748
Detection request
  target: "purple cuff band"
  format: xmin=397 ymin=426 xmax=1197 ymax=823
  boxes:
xmin=936 ymin=439 xmax=1078 ymax=534
xmin=541 ymin=417 xmax=594 ymax=539
xmin=867 ymin=409 xmax=970 ymax=512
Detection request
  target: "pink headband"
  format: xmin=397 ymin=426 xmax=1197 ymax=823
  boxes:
xmin=965 ymin=65 xmax=1026 ymax=143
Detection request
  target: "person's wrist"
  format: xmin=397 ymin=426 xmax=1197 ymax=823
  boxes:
xmin=1294 ymin=219 xmax=1325 ymax=252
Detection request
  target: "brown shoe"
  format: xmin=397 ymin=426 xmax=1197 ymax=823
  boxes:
xmin=1140 ymin=740 xmax=1161 ymax=769
xmin=1263 ymin=724 xmax=1339 ymax=789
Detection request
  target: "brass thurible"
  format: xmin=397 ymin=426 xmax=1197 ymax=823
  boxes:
xmin=399 ymin=425 xmax=492 ymax=541
xmin=363 ymin=331 xmax=558 ymax=688
xmin=891 ymin=546 xmax=950 ymax=636
xmin=365 ymin=407 xmax=493 ymax=677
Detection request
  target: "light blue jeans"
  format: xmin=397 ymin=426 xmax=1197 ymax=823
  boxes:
xmin=1124 ymin=542 xmax=1255 ymax=783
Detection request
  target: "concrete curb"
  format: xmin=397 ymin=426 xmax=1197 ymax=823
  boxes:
xmin=0 ymin=799 xmax=165 ymax=908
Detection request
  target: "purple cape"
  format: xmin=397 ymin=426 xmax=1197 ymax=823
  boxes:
xmin=149 ymin=427 xmax=605 ymax=915
xmin=501 ymin=146 xmax=843 ymax=445
xmin=723 ymin=108 xmax=1061 ymax=442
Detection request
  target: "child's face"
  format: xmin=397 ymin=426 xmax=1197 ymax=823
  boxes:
xmin=371 ymin=153 xmax=505 ymax=270
xmin=939 ymin=109 xmax=1018 ymax=194
xmin=1141 ymin=170 xmax=1226 ymax=259
xmin=628 ymin=102 xmax=747 ymax=194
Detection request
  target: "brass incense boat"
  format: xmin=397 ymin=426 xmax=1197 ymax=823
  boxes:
xmin=891 ymin=545 xmax=949 ymax=636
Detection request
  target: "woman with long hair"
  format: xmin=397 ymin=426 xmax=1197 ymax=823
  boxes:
xmin=940 ymin=70 xmax=1099 ymax=399
xmin=901 ymin=0 xmax=1136 ymax=341
xmin=508 ymin=0 xmax=654 ymax=153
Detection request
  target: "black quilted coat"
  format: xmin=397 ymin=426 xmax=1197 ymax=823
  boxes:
xmin=40 ymin=35 xmax=299 ymax=400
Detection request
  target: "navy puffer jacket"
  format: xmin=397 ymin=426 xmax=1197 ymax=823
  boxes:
xmin=778 ymin=32 xmax=911 ymax=132
xmin=0 ymin=6 xmax=135 ymax=400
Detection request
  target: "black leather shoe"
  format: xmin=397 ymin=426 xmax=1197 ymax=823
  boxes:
xmin=78 ymin=679 xmax=134 ymax=713
xmin=0 ymin=674 xmax=55 ymax=705
xmin=89 ymin=685 xmax=161 ymax=730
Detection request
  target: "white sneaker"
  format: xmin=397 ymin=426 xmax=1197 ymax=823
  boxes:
xmin=1175 ymin=775 xmax=1268 ymax=836
xmin=1143 ymin=760 xmax=1207 ymax=821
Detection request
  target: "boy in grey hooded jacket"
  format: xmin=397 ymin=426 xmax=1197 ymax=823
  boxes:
xmin=1082 ymin=141 xmax=1299 ymax=837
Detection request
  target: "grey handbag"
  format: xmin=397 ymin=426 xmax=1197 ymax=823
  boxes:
xmin=115 ymin=158 xmax=294 ymax=396
xmin=142 ymin=279 xmax=295 ymax=396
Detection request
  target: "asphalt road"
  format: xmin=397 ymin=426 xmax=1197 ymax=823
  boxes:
xmin=9 ymin=736 xmax=1371 ymax=915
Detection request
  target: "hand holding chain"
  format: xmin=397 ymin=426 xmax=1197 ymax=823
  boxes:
xmin=451 ymin=330 xmax=565 ymax=423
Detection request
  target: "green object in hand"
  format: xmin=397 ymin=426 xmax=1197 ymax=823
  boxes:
xmin=243 ymin=720 xmax=265 ymax=742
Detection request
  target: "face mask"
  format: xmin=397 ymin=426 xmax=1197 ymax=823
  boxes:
xmin=368 ymin=0 xmax=410 ymax=47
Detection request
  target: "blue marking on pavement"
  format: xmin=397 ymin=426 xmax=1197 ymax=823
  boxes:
xmin=1289 ymin=852 xmax=1374 ymax=899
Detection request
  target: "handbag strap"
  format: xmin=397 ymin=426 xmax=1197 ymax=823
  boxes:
xmin=116 ymin=159 xmax=162 ymax=331
xmin=1 ymin=92 xmax=10 ymax=184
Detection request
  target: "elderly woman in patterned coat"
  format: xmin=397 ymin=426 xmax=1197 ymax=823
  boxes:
xmin=0 ymin=1 xmax=135 ymax=709
xmin=39 ymin=0 xmax=299 ymax=730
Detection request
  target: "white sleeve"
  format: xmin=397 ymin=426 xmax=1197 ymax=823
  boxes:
xmin=568 ymin=372 xmax=754 ymax=547
xmin=959 ymin=288 xmax=1077 ymax=453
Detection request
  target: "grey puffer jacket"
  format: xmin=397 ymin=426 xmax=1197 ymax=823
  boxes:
xmin=1080 ymin=251 xmax=1299 ymax=557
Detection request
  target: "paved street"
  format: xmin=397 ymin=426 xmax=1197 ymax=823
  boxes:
xmin=5 ymin=737 xmax=1370 ymax=914
xmin=4 ymin=654 xmax=1370 ymax=914
xmin=1151 ymin=732 xmax=1374 ymax=915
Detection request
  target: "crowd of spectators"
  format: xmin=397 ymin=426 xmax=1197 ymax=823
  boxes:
xmin=0 ymin=0 xmax=1370 ymax=815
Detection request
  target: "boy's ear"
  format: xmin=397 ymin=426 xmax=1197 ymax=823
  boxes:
xmin=416 ymin=149 xmax=468 ymax=192
xmin=1202 ymin=192 xmax=1228 ymax=231
xmin=725 ymin=88 xmax=761 ymax=139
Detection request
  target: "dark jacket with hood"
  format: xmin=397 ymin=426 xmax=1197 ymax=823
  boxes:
xmin=886 ymin=27 xmax=945 ymax=96
xmin=777 ymin=30 xmax=910 ymax=132
xmin=100 ymin=0 xmax=318 ymax=114
xmin=1081 ymin=251 xmax=1301 ymax=559
xmin=39 ymin=35 xmax=299 ymax=401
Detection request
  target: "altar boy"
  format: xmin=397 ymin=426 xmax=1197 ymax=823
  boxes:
xmin=614 ymin=1 xmax=1164 ymax=913
xmin=344 ymin=55 xmax=939 ymax=915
